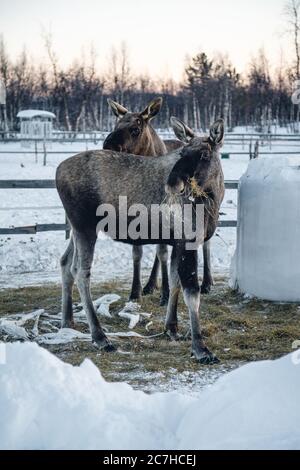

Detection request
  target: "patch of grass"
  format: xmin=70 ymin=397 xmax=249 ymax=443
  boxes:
xmin=1 ymin=277 xmax=300 ymax=389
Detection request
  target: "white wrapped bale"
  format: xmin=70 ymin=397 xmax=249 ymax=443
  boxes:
xmin=230 ymin=156 xmax=300 ymax=301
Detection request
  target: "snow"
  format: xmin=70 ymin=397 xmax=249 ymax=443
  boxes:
xmin=17 ymin=109 xmax=56 ymax=119
xmin=231 ymin=156 xmax=300 ymax=301
xmin=0 ymin=341 xmax=299 ymax=450
xmin=118 ymin=301 xmax=151 ymax=329
xmin=0 ymin=296 xmax=159 ymax=346
xmin=94 ymin=293 xmax=120 ymax=317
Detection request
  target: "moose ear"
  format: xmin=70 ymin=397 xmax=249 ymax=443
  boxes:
xmin=141 ymin=97 xmax=163 ymax=121
xmin=107 ymin=98 xmax=128 ymax=118
xmin=209 ymin=119 xmax=224 ymax=146
xmin=170 ymin=116 xmax=194 ymax=143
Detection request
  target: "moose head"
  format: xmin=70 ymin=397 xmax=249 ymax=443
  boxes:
xmin=103 ymin=97 xmax=165 ymax=156
xmin=165 ymin=117 xmax=224 ymax=196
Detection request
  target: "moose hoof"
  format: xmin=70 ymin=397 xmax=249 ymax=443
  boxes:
xmin=142 ymin=283 xmax=158 ymax=296
xmin=201 ymin=283 xmax=212 ymax=294
xmin=92 ymin=336 xmax=116 ymax=352
xmin=191 ymin=346 xmax=220 ymax=364
xmin=129 ymin=291 xmax=142 ymax=302
xmin=160 ymin=293 xmax=169 ymax=306
xmin=201 ymin=276 xmax=214 ymax=294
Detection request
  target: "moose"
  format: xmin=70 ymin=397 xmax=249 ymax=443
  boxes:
xmin=56 ymin=117 xmax=225 ymax=364
xmin=103 ymin=98 xmax=215 ymax=307
xmin=103 ymin=97 xmax=180 ymax=306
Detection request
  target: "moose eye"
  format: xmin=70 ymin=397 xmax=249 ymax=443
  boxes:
xmin=136 ymin=119 xmax=141 ymax=126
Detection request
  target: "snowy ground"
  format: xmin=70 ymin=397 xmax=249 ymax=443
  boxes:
xmin=0 ymin=341 xmax=299 ymax=450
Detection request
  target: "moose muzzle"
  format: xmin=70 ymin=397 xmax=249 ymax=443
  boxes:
xmin=165 ymin=176 xmax=185 ymax=195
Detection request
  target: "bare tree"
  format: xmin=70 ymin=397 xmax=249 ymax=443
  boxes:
xmin=107 ymin=42 xmax=134 ymax=104
xmin=0 ymin=32 xmax=297 ymax=133
xmin=285 ymin=0 xmax=300 ymax=78
xmin=284 ymin=1 xmax=300 ymax=131
xmin=0 ymin=34 xmax=9 ymax=132
xmin=42 ymin=30 xmax=71 ymax=130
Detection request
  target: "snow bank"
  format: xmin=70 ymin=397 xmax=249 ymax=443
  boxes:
xmin=231 ymin=156 xmax=300 ymax=301
xmin=0 ymin=342 xmax=299 ymax=450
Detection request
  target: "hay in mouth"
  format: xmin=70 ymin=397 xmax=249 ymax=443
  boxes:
xmin=188 ymin=177 xmax=208 ymax=199
xmin=162 ymin=177 xmax=208 ymax=209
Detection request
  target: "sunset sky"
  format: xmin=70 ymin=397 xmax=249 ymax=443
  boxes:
xmin=0 ymin=0 xmax=292 ymax=80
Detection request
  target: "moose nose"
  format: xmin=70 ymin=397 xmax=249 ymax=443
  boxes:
xmin=103 ymin=138 xmax=123 ymax=152
xmin=103 ymin=135 xmax=113 ymax=150
xmin=103 ymin=130 xmax=124 ymax=151
xmin=165 ymin=180 xmax=185 ymax=195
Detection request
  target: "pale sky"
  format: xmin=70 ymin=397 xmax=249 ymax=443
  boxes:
xmin=0 ymin=0 xmax=291 ymax=80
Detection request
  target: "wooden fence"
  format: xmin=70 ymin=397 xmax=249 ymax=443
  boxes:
xmin=1 ymin=130 xmax=300 ymax=141
xmin=0 ymin=132 xmax=299 ymax=169
xmin=1 ymin=132 xmax=299 ymax=236
xmin=0 ymin=179 xmax=239 ymax=236
xmin=1 ymin=138 xmax=300 ymax=164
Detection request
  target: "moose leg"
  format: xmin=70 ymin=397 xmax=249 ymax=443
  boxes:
xmin=165 ymin=245 xmax=181 ymax=340
xmin=201 ymin=240 xmax=214 ymax=294
xmin=178 ymin=248 xmax=219 ymax=364
xmin=129 ymin=245 xmax=143 ymax=301
xmin=72 ymin=230 xmax=115 ymax=351
xmin=157 ymin=244 xmax=169 ymax=306
xmin=60 ymin=235 xmax=75 ymax=328
xmin=143 ymin=254 xmax=159 ymax=295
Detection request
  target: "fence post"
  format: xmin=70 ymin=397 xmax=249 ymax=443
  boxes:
xmin=254 ymin=140 xmax=259 ymax=159
xmin=35 ymin=140 xmax=38 ymax=164
xmin=43 ymin=137 xmax=47 ymax=166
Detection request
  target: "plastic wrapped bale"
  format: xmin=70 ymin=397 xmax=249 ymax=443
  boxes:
xmin=230 ymin=156 xmax=300 ymax=302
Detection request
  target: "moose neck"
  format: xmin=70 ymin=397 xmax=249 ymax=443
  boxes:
xmin=139 ymin=124 xmax=166 ymax=157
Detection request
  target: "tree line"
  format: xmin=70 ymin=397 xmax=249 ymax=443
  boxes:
xmin=0 ymin=0 xmax=299 ymax=135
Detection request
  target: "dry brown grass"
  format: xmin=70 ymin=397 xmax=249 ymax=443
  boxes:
xmin=1 ymin=278 xmax=299 ymax=389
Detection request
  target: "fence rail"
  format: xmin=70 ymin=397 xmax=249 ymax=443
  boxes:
xmin=0 ymin=224 xmax=67 ymax=235
xmin=0 ymin=179 xmax=239 ymax=235
xmin=0 ymin=180 xmax=239 ymax=190
xmin=1 ymin=150 xmax=300 ymax=157
xmin=0 ymin=220 xmax=237 ymax=235
xmin=1 ymin=133 xmax=300 ymax=166
xmin=1 ymin=130 xmax=300 ymax=139
xmin=0 ymin=179 xmax=56 ymax=189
